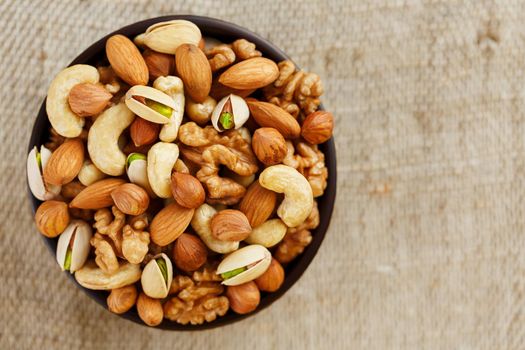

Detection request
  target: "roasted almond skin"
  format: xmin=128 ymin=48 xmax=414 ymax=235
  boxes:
xmin=170 ymin=172 xmax=205 ymax=209
xmin=143 ymin=49 xmax=174 ymax=80
xmin=172 ymin=233 xmax=208 ymax=272
xmin=130 ymin=117 xmax=160 ymax=147
xmin=35 ymin=200 xmax=70 ymax=238
xmin=106 ymin=34 xmax=149 ymax=86
xmin=239 ymin=181 xmax=277 ymax=227
xmin=69 ymin=178 xmax=126 ymax=209
xmin=246 ymin=100 xmax=301 ymax=139
xmin=150 ymin=202 xmax=195 ymax=246
xmin=68 ymin=83 xmax=112 ymax=117
xmin=107 ymin=285 xmax=138 ymax=314
xmin=252 ymin=127 xmax=287 ymax=165
xmin=301 ymin=111 xmax=334 ymax=144
xmin=211 ymin=209 xmax=252 ymax=241
xmin=219 ymin=57 xmax=279 ymax=90
xmin=175 ymin=43 xmax=212 ymax=103
xmin=137 ymin=292 xmax=163 ymax=327
xmin=43 ymin=139 xmax=84 ymax=185
xmin=111 ymin=183 xmax=150 ymax=215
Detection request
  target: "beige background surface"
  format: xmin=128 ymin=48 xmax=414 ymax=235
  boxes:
xmin=1 ymin=0 xmax=524 ymax=349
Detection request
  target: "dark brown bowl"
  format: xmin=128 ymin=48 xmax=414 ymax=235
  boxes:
xmin=27 ymin=15 xmax=337 ymax=330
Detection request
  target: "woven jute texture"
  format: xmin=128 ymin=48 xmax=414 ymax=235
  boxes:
xmin=2 ymin=0 xmax=525 ymax=348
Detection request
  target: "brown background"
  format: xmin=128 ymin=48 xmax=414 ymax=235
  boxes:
xmin=1 ymin=0 xmax=524 ymax=349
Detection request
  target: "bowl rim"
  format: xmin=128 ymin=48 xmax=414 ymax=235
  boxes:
xmin=27 ymin=14 xmax=337 ymax=330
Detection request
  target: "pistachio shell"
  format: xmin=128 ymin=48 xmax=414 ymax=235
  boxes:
xmin=141 ymin=253 xmax=173 ymax=299
xmin=143 ymin=20 xmax=201 ymax=54
xmin=211 ymin=94 xmax=250 ymax=132
xmin=27 ymin=146 xmax=61 ymax=201
xmin=56 ymin=220 xmax=92 ymax=273
xmin=126 ymin=154 xmax=154 ymax=196
xmin=217 ymin=245 xmax=271 ymax=286
xmin=125 ymin=85 xmax=177 ymax=124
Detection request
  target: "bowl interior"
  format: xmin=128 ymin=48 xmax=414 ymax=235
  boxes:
xmin=28 ymin=15 xmax=337 ymax=330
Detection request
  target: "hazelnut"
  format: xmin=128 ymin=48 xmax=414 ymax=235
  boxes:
xmin=300 ymin=111 xmax=334 ymax=144
xmin=130 ymin=117 xmax=160 ymax=147
xmin=110 ymin=183 xmax=150 ymax=215
xmin=226 ymin=281 xmax=260 ymax=314
xmin=252 ymin=127 xmax=287 ymax=166
xmin=211 ymin=209 xmax=251 ymax=241
xmin=172 ymin=233 xmax=207 ymax=272
xmin=170 ymin=172 xmax=205 ymax=209
xmin=136 ymin=292 xmax=163 ymax=327
xmin=35 ymin=200 xmax=70 ymax=238
xmin=255 ymin=258 xmax=285 ymax=292
xmin=107 ymin=285 xmax=138 ymax=314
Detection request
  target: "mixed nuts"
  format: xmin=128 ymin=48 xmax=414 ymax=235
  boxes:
xmin=28 ymin=19 xmax=333 ymax=327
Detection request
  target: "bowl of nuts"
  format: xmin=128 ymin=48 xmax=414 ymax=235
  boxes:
xmin=27 ymin=15 xmax=336 ymax=329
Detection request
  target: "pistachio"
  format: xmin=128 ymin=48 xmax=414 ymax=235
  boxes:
xmin=126 ymin=153 xmax=154 ymax=196
xmin=27 ymin=146 xmax=61 ymax=201
xmin=211 ymin=94 xmax=249 ymax=132
xmin=216 ymin=245 xmax=272 ymax=286
xmin=125 ymin=85 xmax=177 ymax=124
xmin=56 ymin=220 xmax=92 ymax=273
xmin=141 ymin=253 xmax=173 ymax=299
xmin=141 ymin=20 xmax=202 ymax=54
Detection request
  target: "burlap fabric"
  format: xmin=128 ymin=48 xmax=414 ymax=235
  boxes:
xmin=2 ymin=0 xmax=523 ymax=348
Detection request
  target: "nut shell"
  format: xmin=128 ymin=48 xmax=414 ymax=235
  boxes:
xmin=141 ymin=253 xmax=173 ymax=299
xmin=150 ymin=202 xmax=194 ymax=246
xmin=301 ymin=111 xmax=334 ymax=144
xmin=56 ymin=220 xmax=92 ymax=273
xmin=27 ymin=146 xmax=61 ymax=201
xmin=43 ymin=139 xmax=84 ymax=185
xmin=111 ymin=183 xmax=150 ymax=215
xmin=252 ymin=127 xmax=287 ymax=165
xmin=170 ymin=172 xmax=205 ymax=209
xmin=217 ymin=244 xmax=271 ymax=286
xmin=35 ymin=200 xmax=70 ymax=238
xmin=107 ymin=285 xmax=138 ymax=314
xmin=226 ymin=282 xmax=260 ymax=314
xmin=106 ymin=34 xmax=149 ymax=86
xmin=239 ymin=181 xmax=277 ymax=227
xmin=175 ymin=43 xmax=212 ymax=103
xmin=172 ymin=233 xmax=208 ymax=272
xmin=254 ymin=258 xmax=285 ymax=292
xmin=68 ymin=83 xmax=112 ymax=117
xmin=137 ymin=292 xmax=164 ymax=327
xmin=211 ymin=209 xmax=252 ymax=241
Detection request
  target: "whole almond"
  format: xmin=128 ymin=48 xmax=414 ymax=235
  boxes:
xmin=43 ymin=139 xmax=84 ymax=185
xmin=219 ymin=57 xmax=279 ymax=90
xmin=211 ymin=209 xmax=252 ymax=241
xmin=111 ymin=183 xmax=150 ymax=215
xmin=172 ymin=233 xmax=207 ymax=272
xmin=210 ymin=78 xmax=255 ymax=100
xmin=175 ymin=43 xmax=212 ymax=103
xmin=301 ymin=111 xmax=334 ymax=144
xmin=107 ymin=285 xmax=138 ymax=314
xmin=142 ymin=49 xmax=174 ymax=80
xmin=106 ymin=34 xmax=149 ymax=86
xmin=247 ymin=100 xmax=301 ymax=138
xmin=150 ymin=202 xmax=194 ymax=246
xmin=254 ymin=258 xmax=284 ymax=292
xmin=239 ymin=181 xmax=277 ymax=228
xmin=137 ymin=292 xmax=163 ymax=327
xmin=69 ymin=178 xmax=126 ymax=209
xmin=252 ymin=127 xmax=287 ymax=165
xmin=170 ymin=172 xmax=205 ymax=209
xmin=35 ymin=200 xmax=70 ymax=238
xmin=130 ymin=117 xmax=160 ymax=146
xmin=68 ymin=83 xmax=112 ymax=117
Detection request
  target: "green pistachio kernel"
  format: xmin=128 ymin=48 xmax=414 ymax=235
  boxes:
xmin=64 ymin=249 xmax=72 ymax=271
xmin=127 ymin=153 xmax=146 ymax=167
xmin=156 ymin=258 xmax=168 ymax=283
xmin=36 ymin=150 xmax=42 ymax=168
xmin=219 ymin=112 xmax=234 ymax=130
xmin=146 ymin=99 xmax=172 ymax=118
xmin=221 ymin=266 xmax=247 ymax=280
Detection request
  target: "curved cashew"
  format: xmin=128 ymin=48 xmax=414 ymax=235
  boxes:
xmin=147 ymin=142 xmax=179 ymax=198
xmin=75 ymin=260 xmax=141 ymax=290
xmin=87 ymin=103 xmax=135 ymax=176
xmin=259 ymin=165 xmax=313 ymax=228
xmin=191 ymin=204 xmax=239 ymax=253
xmin=245 ymin=219 xmax=287 ymax=247
xmin=78 ymin=160 xmax=106 ymax=186
xmin=153 ymin=76 xmax=185 ymax=142
xmin=46 ymin=64 xmax=99 ymax=137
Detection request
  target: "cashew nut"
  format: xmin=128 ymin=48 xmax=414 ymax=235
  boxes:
xmin=75 ymin=260 xmax=142 ymax=290
xmin=245 ymin=219 xmax=287 ymax=247
xmin=152 ymin=76 xmax=185 ymax=142
xmin=191 ymin=204 xmax=239 ymax=253
xmin=259 ymin=165 xmax=313 ymax=228
xmin=87 ymin=102 xmax=135 ymax=176
xmin=147 ymin=142 xmax=179 ymax=198
xmin=78 ymin=160 xmax=106 ymax=186
xmin=46 ymin=64 xmax=99 ymax=137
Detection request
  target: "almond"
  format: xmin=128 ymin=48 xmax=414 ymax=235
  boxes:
xmin=172 ymin=233 xmax=207 ymax=272
xmin=218 ymin=57 xmax=279 ymax=90
xmin=246 ymin=100 xmax=301 ymax=138
xmin=142 ymin=49 xmax=174 ymax=80
xmin=111 ymin=183 xmax=150 ymax=215
xmin=301 ymin=110 xmax=334 ymax=144
xmin=130 ymin=117 xmax=160 ymax=146
xmin=137 ymin=292 xmax=163 ymax=327
xmin=150 ymin=202 xmax=194 ymax=246
xmin=239 ymin=181 xmax=277 ymax=227
xmin=170 ymin=172 xmax=205 ymax=209
xmin=175 ymin=43 xmax=212 ymax=103
xmin=252 ymin=127 xmax=287 ymax=165
xmin=43 ymin=139 xmax=84 ymax=185
xmin=211 ymin=209 xmax=252 ymax=241
xmin=209 ymin=78 xmax=255 ymax=100
xmin=68 ymin=83 xmax=112 ymax=117
xmin=35 ymin=200 xmax=70 ymax=238
xmin=69 ymin=178 xmax=126 ymax=209
xmin=106 ymin=34 xmax=149 ymax=86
